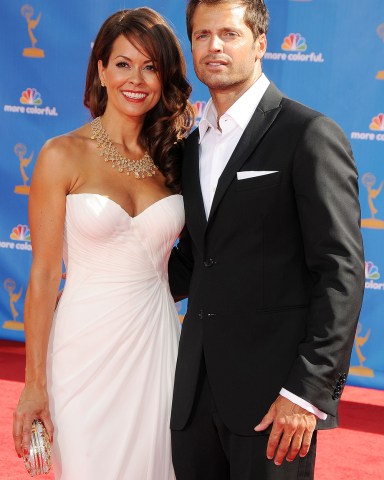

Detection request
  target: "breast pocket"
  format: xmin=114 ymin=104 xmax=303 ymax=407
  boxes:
xmin=236 ymin=172 xmax=281 ymax=191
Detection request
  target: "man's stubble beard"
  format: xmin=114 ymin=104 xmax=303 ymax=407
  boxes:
xmin=195 ymin=69 xmax=246 ymax=92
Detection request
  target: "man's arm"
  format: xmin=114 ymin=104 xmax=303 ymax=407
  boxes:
xmin=285 ymin=114 xmax=364 ymax=410
xmin=255 ymin=114 xmax=364 ymax=464
xmin=279 ymin=388 xmax=326 ymax=420
xmin=168 ymin=225 xmax=194 ymax=301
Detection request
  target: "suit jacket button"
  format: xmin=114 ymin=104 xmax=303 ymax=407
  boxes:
xmin=204 ymin=258 xmax=215 ymax=267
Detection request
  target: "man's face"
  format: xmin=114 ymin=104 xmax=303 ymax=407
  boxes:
xmin=191 ymin=3 xmax=266 ymax=95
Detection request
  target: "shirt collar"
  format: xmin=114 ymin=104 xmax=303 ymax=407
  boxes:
xmin=198 ymin=98 xmax=215 ymax=140
xmin=198 ymin=73 xmax=270 ymax=142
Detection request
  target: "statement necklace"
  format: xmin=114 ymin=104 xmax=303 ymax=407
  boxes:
xmin=90 ymin=116 xmax=157 ymax=178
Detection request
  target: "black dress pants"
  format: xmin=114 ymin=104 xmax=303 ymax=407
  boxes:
xmin=171 ymin=363 xmax=317 ymax=480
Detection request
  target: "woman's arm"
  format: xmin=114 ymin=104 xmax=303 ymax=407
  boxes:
xmin=13 ymin=137 xmax=73 ymax=457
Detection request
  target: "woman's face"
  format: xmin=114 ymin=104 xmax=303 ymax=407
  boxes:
xmin=98 ymin=34 xmax=162 ymax=120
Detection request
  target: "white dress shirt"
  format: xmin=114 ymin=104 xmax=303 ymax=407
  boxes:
xmin=198 ymin=73 xmax=327 ymax=420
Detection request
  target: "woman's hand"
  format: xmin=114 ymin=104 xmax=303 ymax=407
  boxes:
xmin=13 ymin=383 xmax=54 ymax=457
xmin=13 ymin=137 xmax=68 ymax=459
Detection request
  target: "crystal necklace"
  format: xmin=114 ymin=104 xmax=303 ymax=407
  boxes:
xmin=90 ymin=116 xmax=157 ymax=178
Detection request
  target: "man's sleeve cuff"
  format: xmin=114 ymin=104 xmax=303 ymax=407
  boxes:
xmin=280 ymin=388 xmax=328 ymax=420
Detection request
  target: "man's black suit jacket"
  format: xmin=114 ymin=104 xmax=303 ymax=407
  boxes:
xmin=169 ymin=82 xmax=365 ymax=435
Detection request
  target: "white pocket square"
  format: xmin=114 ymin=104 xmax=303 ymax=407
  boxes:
xmin=237 ymin=170 xmax=278 ymax=180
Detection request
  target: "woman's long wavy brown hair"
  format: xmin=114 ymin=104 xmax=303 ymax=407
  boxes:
xmin=84 ymin=8 xmax=194 ymax=192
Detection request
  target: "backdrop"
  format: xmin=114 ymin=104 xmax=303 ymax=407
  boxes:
xmin=0 ymin=0 xmax=383 ymax=390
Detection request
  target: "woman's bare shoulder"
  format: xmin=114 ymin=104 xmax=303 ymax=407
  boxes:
xmin=42 ymin=123 xmax=91 ymax=155
xmin=32 ymin=123 xmax=93 ymax=190
xmin=37 ymin=123 xmax=93 ymax=168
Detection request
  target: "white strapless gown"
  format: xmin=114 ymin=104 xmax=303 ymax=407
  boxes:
xmin=47 ymin=193 xmax=184 ymax=480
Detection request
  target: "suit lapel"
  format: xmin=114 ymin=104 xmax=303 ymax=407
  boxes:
xmin=182 ymin=130 xmax=207 ymax=253
xmin=208 ymin=83 xmax=283 ymax=224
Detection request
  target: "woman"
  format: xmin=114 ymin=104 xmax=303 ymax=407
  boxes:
xmin=13 ymin=8 xmax=193 ymax=479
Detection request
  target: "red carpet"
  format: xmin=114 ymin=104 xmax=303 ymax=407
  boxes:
xmin=315 ymin=385 xmax=384 ymax=479
xmin=1 ymin=340 xmax=383 ymax=479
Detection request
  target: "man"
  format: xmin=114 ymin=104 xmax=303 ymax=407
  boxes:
xmin=169 ymin=1 xmax=365 ymax=478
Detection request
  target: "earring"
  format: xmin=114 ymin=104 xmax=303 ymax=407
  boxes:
xmin=100 ymin=80 xmax=105 ymax=87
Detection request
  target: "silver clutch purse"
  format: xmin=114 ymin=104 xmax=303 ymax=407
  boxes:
xmin=22 ymin=419 xmax=52 ymax=477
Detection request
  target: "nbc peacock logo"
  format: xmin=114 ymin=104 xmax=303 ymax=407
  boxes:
xmin=351 ymin=113 xmax=384 ymax=141
xmin=365 ymin=261 xmax=380 ymax=280
xmin=10 ymin=224 xmax=31 ymax=242
xmin=20 ymin=87 xmax=42 ymax=105
xmin=369 ymin=113 xmax=384 ymax=131
xmin=192 ymin=100 xmax=207 ymax=126
xmin=264 ymin=32 xmax=324 ymax=63
xmin=0 ymin=224 xmax=32 ymax=252
xmin=365 ymin=261 xmax=384 ymax=291
xmin=3 ymin=87 xmax=58 ymax=116
xmin=281 ymin=33 xmax=307 ymax=52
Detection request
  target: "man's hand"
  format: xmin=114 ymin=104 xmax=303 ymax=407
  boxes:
xmin=254 ymin=395 xmax=316 ymax=466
